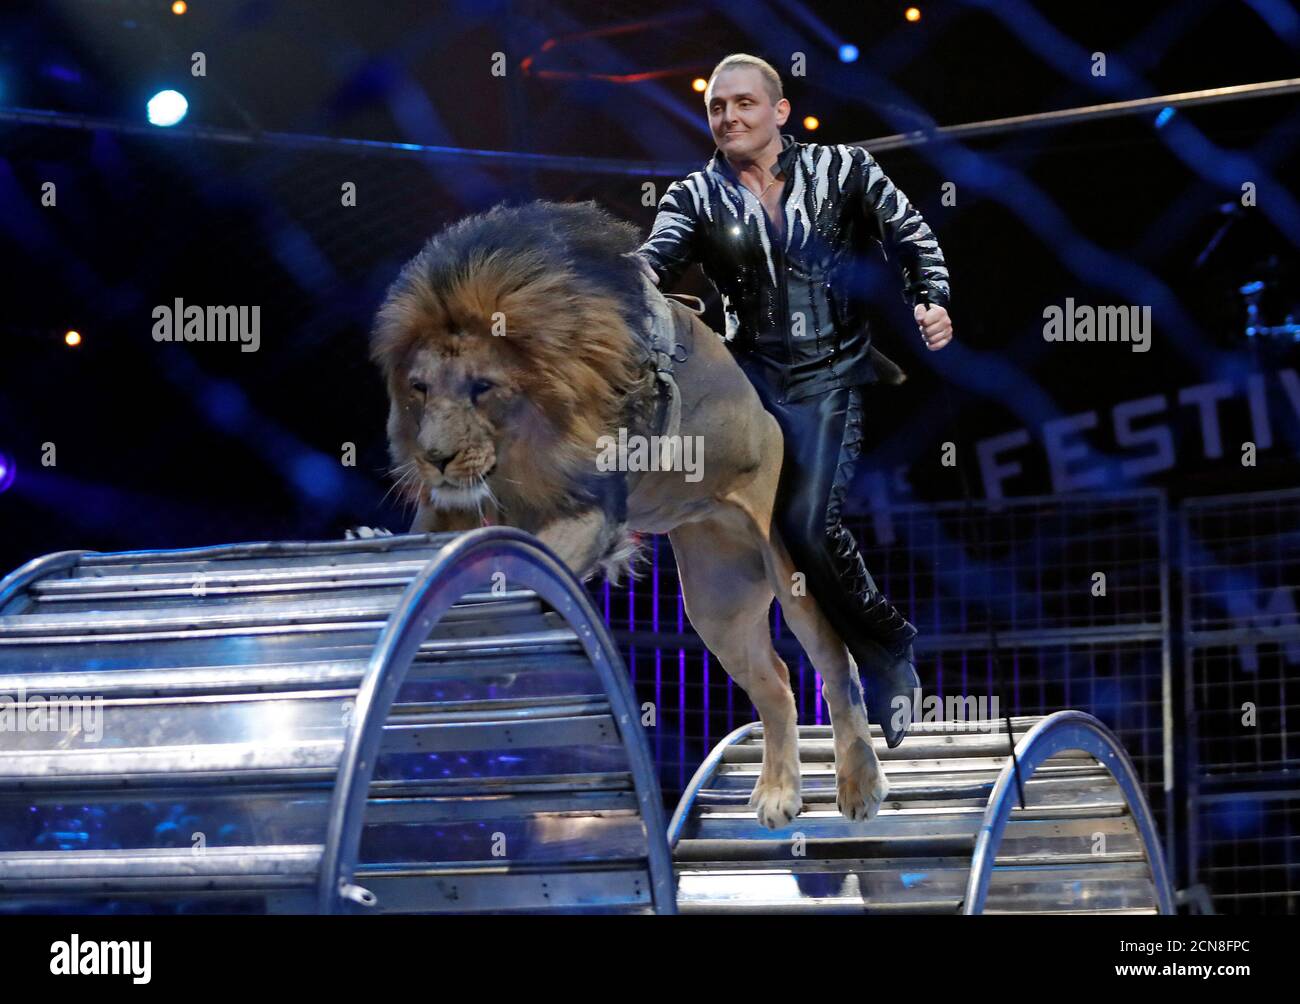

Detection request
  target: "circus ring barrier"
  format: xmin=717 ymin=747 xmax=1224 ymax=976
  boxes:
xmin=670 ymin=714 xmax=1174 ymax=914
xmin=0 ymin=529 xmax=1170 ymax=915
xmin=0 ymin=528 xmax=673 ymax=914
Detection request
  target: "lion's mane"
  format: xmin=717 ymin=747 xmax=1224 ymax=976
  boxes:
xmin=370 ymin=199 xmax=659 ymax=533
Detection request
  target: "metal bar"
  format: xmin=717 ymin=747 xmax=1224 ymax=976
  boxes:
xmin=0 ymin=740 xmax=343 ymax=787
xmin=1178 ymin=484 xmax=1300 ymax=510
xmin=751 ymin=715 xmax=1055 ymax=737
xmin=5 ymin=76 xmax=1295 ymax=174
xmin=666 ymin=722 xmax=758 ymax=849
xmin=0 ymin=550 xmax=87 ymax=614
xmin=1186 ymin=625 xmax=1300 ymax=645
xmin=0 ymin=660 xmax=370 ymax=697
xmin=72 ymin=532 xmax=458 ymax=565
xmin=675 ymin=834 xmax=974 ymax=861
xmin=0 ymin=598 xmax=560 ymax=636
xmin=32 ymin=560 xmax=440 ymax=592
xmin=1158 ymin=490 xmax=1177 ymax=883
xmin=1181 ymin=498 xmax=1200 ymax=899
xmin=0 ymin=105 xmax=700 ymax=178
xmin=856 ymin=78 xmax=1300 ymax=151
xmin=379 ymin=713 xmax=617 ymax=753
xmin=614 ymin=624 xmax=1168 ymax=654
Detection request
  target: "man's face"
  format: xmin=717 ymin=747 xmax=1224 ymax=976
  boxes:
xmin=705 ymin=68 xmax=790 ymax=161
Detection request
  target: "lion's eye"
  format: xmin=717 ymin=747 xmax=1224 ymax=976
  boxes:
xmin=469 ymin=378 xmax=495 ymax=403
xmin=410 ymin=380 xmax=429 ymax=397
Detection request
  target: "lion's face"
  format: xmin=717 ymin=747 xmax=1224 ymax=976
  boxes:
xmin=373 ymin=201 xmax=657 ymax=527
xmin=387 ymin=337 xmax=529 ymax=513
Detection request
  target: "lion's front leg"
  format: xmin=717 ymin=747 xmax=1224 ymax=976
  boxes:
xmin=534 ymin=508 xmax=617 ymax=582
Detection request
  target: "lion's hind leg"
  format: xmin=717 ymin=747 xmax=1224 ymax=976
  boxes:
xmin=668 ymin=516 xmax=802 ymax=830
xmin=718 ymin=410 xmax=887 ymax=823
xmin=761 ymin=524 xmax=889 ymax=822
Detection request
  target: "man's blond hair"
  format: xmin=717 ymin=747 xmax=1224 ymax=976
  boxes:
xmin=706 ymin=53 xmax=783 ymax=105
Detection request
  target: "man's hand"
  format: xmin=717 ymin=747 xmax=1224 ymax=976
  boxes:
xmin=914 ymin=303 xmax=953 ymax=351
xmin=625 ymin=251 xmax=659 ymax=286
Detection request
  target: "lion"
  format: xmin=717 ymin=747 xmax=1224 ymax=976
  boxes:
xmin=370 ymin=199 xmax=887 ymax=829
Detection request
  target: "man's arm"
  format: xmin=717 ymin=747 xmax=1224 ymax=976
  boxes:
xmin=851 ymin=146 xmax=950 ymax=310
xmin=634 ymin=178 xmax=704 ymax=289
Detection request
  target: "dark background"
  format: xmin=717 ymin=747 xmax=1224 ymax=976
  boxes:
xmin=1 ymin=0 xmax=1297 ymax=570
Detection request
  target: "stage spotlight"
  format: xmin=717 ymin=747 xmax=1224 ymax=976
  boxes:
xmin=838 ymin=44 xmax=859 ymax=64
xmin=1154 ymin=105 xmax=1176 ymax=128
xmin=0 ymin=452 xmax=15 ymax=494
xmin=146 ymin=89 xmax=188 ymax=127
xmin=905 ymin=6 xmax=922 ymax=22
xmin=692 ymin=77 xmax=707 ymax=93
xmin=64 ymin=330 xmax=81 ymax=347
xmin=803 ymin=115 xmax=820 ymax=131
xmin=172 ymin=0 xmax=187 ymax=13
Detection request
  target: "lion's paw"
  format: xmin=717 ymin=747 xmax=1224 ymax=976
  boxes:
xmin=345 ymin=526 xmax=395 ymax=540
xmin=835 ymin=738 xmax=889 ymax=822
xmin=749 ymin=773 xmax=803 ymax=830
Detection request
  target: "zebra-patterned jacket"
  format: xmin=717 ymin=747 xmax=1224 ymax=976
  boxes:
xmin=636 ymin=133 xmax=950 ymax=404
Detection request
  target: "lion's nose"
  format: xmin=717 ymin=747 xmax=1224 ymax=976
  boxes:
xmin=425 ymin=450 xmax=455 ymax=473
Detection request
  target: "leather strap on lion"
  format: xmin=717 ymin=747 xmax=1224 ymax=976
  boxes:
xmin=639 ymin=276 xmax=698 ymax=468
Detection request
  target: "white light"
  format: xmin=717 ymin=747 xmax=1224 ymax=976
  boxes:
xmin=147 ymin=89 xmax=189 ymax=127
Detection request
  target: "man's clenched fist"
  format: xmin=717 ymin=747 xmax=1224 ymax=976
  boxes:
xmin=914 ymin=303 xmax=953 ymax=351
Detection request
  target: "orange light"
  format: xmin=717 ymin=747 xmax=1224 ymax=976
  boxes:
xmin=803 ymin=115 xmax=820 ymax=131
xmin=172 ymin=1 xmax=187 ymax=14
xmin=691 ymin=77 xmax=707 ymax=93
xmin=905 ymin=6 xmax=921 ymax=22
xmin=64 ymin=330 xmax=82 ymax=347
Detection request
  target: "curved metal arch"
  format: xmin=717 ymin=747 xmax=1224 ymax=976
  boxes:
xmin=962 ymin=710 xmax=1174 ymax=915
xmin=666 ymin=721 xmax=759 ymax=849
xmin=0 ymin=550 xmax=89 ymax=614
xmin=317 ymin=525 xmax=675 ymax=915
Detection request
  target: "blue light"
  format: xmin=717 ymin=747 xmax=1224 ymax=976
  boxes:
xmin=838 ymin=44 xmax=859 ymax=64
xmin=288 ymin=453 xmax=344 ymax=502
xmin=45 ymin=63 xmax=83 ymax=84
xmin=147 ymin=89 xmax=188 ymax=127
xmin=1154 ymin=105 xmax=1175 ymax=129
xmin=0 ymin=451 xmax=14 ymax=493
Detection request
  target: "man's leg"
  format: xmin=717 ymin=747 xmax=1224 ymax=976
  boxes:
xmin=820 ymin=385 xmax=918 ymax=656
xmin=755 ymin=382 xmax=920 ymax=745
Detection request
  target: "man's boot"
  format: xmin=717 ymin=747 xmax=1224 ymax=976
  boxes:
xmin=855 ymin=639 xmax=920 ymax=748
xmin=827 ymin=525 xmax=921 ymax=747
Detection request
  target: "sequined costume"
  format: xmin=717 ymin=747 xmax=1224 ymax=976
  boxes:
xmin=636 ymin=134 xmax=950 ymax=728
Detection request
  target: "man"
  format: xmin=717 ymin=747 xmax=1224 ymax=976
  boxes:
xmin=634 ymin=52 xmax=954 ymax=747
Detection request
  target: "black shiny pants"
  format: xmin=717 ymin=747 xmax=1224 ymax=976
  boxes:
xmin=749 ymin=380 xmax=918 ymax=673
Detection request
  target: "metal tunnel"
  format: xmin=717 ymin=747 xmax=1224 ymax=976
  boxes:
xmin=0 ymin=528 xmax=674 ymax=915
xmin=669 ymin=713 xmax=1174 ymax=914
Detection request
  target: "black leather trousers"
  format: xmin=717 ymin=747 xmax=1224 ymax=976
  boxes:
xmin=748 ymin=379 xmax=918 ymax=673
